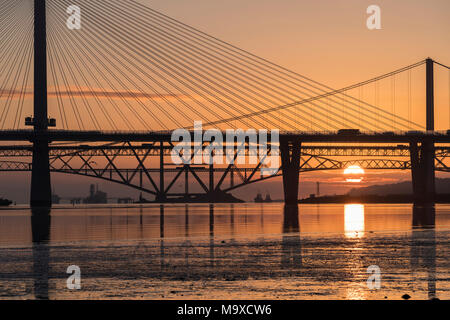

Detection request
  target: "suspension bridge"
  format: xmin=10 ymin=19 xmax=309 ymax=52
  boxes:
xmin=0 ymin=0 xmax=449 ymax=206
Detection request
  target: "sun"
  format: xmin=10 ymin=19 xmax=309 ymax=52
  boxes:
xmin=344 ymin=165 xmax=365 ymax=183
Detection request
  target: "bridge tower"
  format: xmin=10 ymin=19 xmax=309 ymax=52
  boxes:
xmin=410 ymin=58 xmax=435 ymax=204
xmin=280 ymin=137 xmax=301 ymax=204
xmin=30 ymin=0 xmax=52 ymax=207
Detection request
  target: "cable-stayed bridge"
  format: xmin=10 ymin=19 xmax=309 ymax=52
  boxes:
xmin=0 ymin=0 xmax=449 ymax=206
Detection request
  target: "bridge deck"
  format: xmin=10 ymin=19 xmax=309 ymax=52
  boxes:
xmin=0 ymin=130 xmax=449 ymax=143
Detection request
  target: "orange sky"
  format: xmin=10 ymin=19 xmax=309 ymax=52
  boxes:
xmin=0 ymin=0 xmax=449 ymax=202
xmin=143 ymin=0 xmax=450 ymax=129
xmin=143 ymin=0 xmax=449 ymax=85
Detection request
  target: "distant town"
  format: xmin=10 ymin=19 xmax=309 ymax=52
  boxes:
xmin=51 ymin=184 xmax=133 ymax=205
xmin=43 ymin=178 xmax=450 ymax=206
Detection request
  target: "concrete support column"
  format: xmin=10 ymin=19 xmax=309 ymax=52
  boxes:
xmin=280 ymin=138 xmax=301 ymax=205
xmin=184 ymin=166 xmax=189 ymax=198
xmin=409 ymin=142 xmax=435 ymax=204
xmin=421 ymin=141 xmax=435 ymax=203
xmin=31 ymin=0 xmax=51 ymax=208
xmin=230 ymin=169 xmax=234 ymax=188
xmin=156 ymin=141 xmax=166 ymax=202
xmin=208 ymin=162 xmax=215 ymax=202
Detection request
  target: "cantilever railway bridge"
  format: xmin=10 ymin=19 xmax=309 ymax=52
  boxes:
xmin=0 ymin=0 xmax=449 ymax=206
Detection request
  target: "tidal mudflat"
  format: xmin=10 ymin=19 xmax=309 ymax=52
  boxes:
xmin=0 ymin=203 xmax=448 ymax=299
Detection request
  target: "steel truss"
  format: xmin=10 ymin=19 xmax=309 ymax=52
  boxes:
xmin=0 ymin=141 xmax=448 ymax=200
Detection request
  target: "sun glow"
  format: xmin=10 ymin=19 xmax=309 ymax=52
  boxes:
xmin=344 ymin=204 xmax=365 ymax=238
xmin=344 ymin=165 xmax=365 ymax=183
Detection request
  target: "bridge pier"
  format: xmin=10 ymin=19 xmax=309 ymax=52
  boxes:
xmin=280 ymin=138 xmax=301 ymax=205
xmin=30 ymin=141 xmax=52 ymax=207
xmin=30 ymin=0 xmax=52 ymax=208
xmin=155 ymin=141 xmax=167 ymax=202
xmin=207 ymin=152 xmax=220 ymax=202
xmin=409 ymin=58 xmax=436 ymax=205
xmin=410 ymin=142 xmax=435 ymax=204
xmin=209 ymin=162 xmax=214 ymax=197
xmin=230 ymin=169 xmax=234 ymax=188
xmin=184 ymin=166 xmax=189 ymax=200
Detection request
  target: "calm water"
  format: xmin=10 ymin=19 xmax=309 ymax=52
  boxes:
xmin=0 ymin=203 xmax=449 ymax=299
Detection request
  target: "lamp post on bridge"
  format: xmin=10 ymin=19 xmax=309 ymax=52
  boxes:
xmin=30 ymin=0 xmax=52 ymax=207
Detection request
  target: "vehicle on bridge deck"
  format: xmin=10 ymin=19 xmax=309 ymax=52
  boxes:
xmin=337 ymin=129 xmax=361 ymax=135
xmin=406 ymin=130 xmax=425 ymax=135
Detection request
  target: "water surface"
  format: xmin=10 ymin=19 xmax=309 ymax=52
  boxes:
xmin=0 ymin=203 xmax=448 ymax=299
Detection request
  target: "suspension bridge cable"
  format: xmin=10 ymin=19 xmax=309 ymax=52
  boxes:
xmin=2 ymin=0 xmax=434 ymax=132
xmin=90 ymin=0 xmax=390 ymax=131
xmin=116 ymin=0 xmax=386 ymax=130
xmin=0 ymin=9 xmax=33 ymax=129
xmin=48 ymin=22 xmax=112 ymax=130
xmin=50 ymin=1 xmax=252 ymax=130
xmin=1 ymin=31 xmax=32 ymax=129
xmin=129 ymin=0 xmax=422 ymax=131
xmin=51 ymin=2 xmax=209 ymax=130
xmin=47 ymin=26 xmax=85 ymax=130
xmin=49 ymin=22 xmax=122 ymax=130
xmin=83 ymin=1 xmax=299 ymax=130
xmin=103 ymin=0 xmax=338 ymax=130
xmin=107 ymin=0 xmax=363 ymax=131
xmin=43 ymin=0 xmax=426 ymax=131
xmin=0 ymin=0 xmax=23 ymax=53
xmin=131 ymin=0 xmax=424 ymax=129
xmin=48 ymin=3 xmax=163 ymax=130
xmin=434 ymin=60 xmax=450 ymax=70
xmin=13 ymin=19 xmax=33 ymax=129
xmin=49 ymin=28 xmax=102 ymax=130
xmin=0 ymin=1 xmax=31 ymax=99
xmin=47 ymin=11 xmax=140 ymax=130
xmin=74 ymin=1 xmax=266 ymax=130
xmin=48 ymin=52 xmax=67 ymax=130
xmin=47 ymin=24 xmax=68 ymax=130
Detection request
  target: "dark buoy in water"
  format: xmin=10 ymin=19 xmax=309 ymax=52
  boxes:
xmin=402 ymin=294 xmax=411 ymax=300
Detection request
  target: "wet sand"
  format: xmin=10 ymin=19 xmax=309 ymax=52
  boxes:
xmin=0 ymin=203 xmax=448 ymax=300
xmin=0 ymin=229 xmax=448 ymax=300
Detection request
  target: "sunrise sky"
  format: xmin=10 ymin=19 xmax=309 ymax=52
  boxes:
xmin=143 ymin=0 xmax=450 ymax=128
xmin=143 ymin=0 xmax=449 ymax=87
xmin=0 ymin=0 xmax=449 ymax=203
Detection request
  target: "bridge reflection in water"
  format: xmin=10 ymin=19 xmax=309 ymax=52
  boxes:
xmin=7 ymin=203 xmax=446 ymax=299
xmin=31 ymin=207 xmax=51 ymax=300
xmin=411 ymin=205 xmax=436 ymax=300
xmin=0 ymin=1 xmax=449 ymax=208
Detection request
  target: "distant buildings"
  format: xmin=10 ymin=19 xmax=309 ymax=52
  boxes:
xmin=83 ymin=184 xmax=107 ymax=204
xmin=52 ymin=184 xmax=135 ymax=204
xmin=52 ymin=193 xmax=61 ymax=204
xmin=254 ymin=193 xmax=273 ymax=203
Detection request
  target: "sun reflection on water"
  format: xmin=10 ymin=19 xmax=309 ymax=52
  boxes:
xmin=344 ymin=204 xmax=365 ymax=238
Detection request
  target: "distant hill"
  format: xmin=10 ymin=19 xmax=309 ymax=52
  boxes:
xmin=348 ymin=178 xmax=450 ymax=196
